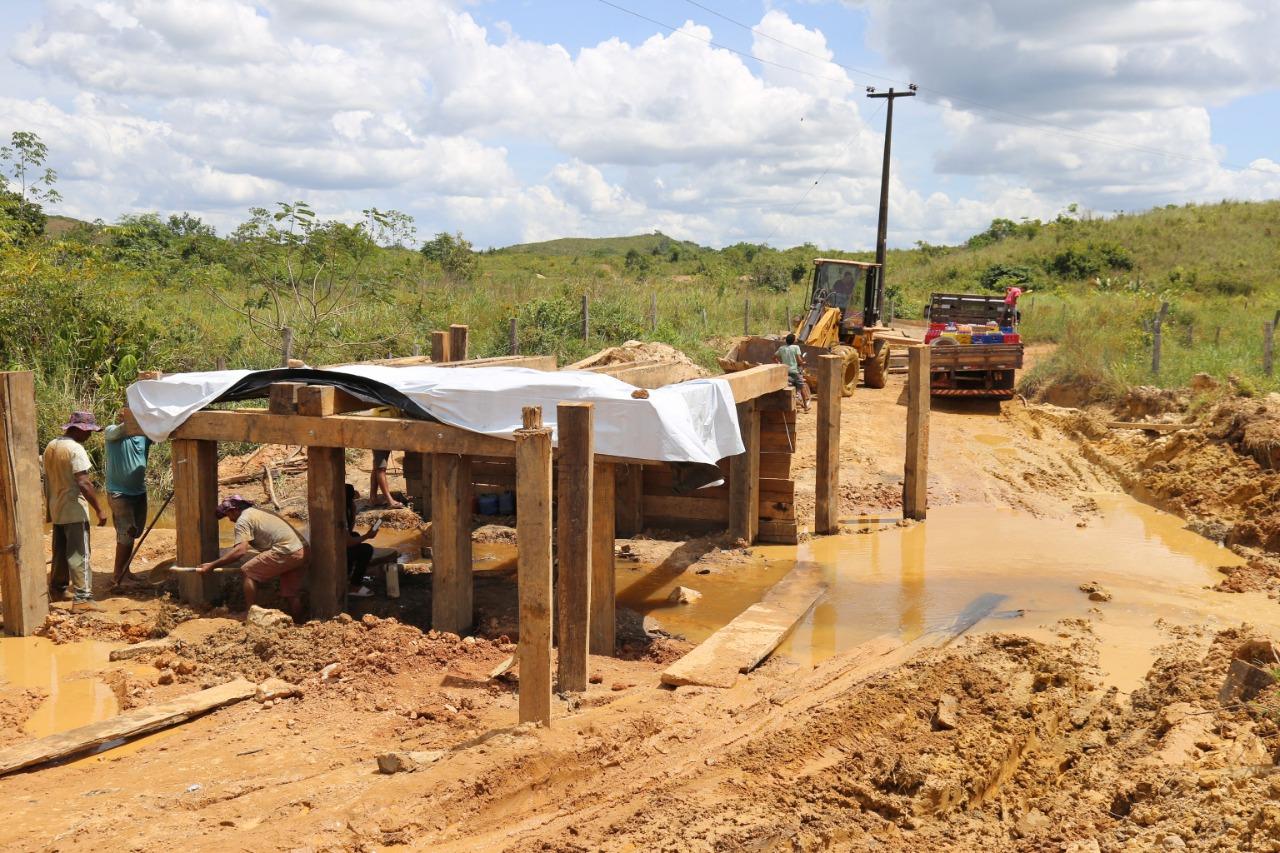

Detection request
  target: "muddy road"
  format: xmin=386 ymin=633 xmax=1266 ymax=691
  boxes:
xmin=2 ymin=358 xmax=1280 ymax=852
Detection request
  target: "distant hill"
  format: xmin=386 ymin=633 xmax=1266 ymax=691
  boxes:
xmin=44 ymin=214 xmax=95 ymax=237
xmin=495 ymin=231 xmax=707 ymax=257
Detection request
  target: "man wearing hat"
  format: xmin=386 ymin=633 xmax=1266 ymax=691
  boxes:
xmin=43 ymin=411 xmax=109 ymax=609
xmin=198 ymin=496 xmax=309 ymax=620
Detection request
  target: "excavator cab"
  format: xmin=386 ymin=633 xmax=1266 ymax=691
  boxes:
xmin=790 ymin=259 xmax=890 ymax=392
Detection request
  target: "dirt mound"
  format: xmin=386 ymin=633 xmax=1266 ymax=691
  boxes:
xmin=152 ymin=613 xmax=507 ymax=686
xmin=1115 ymin=385 xmax=1188 ymax=420
xmin=0 ymin=689 xmax=45 ymax=748
xmin=568 ymin=340 xmax=708 ymax=382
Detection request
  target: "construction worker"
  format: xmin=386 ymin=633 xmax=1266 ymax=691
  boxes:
xmin=104 ymin=409 xmax=152 ymax=590
xmin=774 ymin=333 xmax=811 ymax=414
xmin=345 ymin=484 xmax=376 ymax=598
xmin=198 ymin=496 xmax=308 ymax=620
xmin=44 ymin=411 xmax=108 ymax=610
xmin=369 ymin=449 xmax=403 ymax=508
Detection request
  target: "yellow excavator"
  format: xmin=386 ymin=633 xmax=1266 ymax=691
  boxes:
xmin=719 ymin=258 xmax=895 ymax=396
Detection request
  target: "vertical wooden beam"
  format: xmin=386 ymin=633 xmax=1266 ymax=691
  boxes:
xmin=815 ymin=354 xmax=843 ymax=535
xmin=903 ymin=346 xmax=930 ymax=521
xmin=431 ymin=331 xmax=451 ymax=364
xmin=449 ymin=324 xmax=469 ymax=362
xmin=728 ymin=399 xmax=761 ymax=543
xmin=172 ymin=438 xmax=219 ymax=604
xmin=516 ymin=407 xmax=553 ymax=726
xmin=509 ymin=317 xmax=519 ymax=356
xmin=299 ymin=386 xmax=344 ymax=618
xmin=555 ymin=402 xmax=593 ymax=692
xmin=614 ymin=463 xmax=644 ymax=537
xmin=431 ymin=453 xmax=473 ymax=634
xmin=402 ymin=451 xmax=431 ymax=518
xmin=0 ymin=372 xmax=47 ymax=635
xmin=1265 ymin=322 xmax=1275 ymax=378
xmin=590 ymin=461 xmax=617 ymax=656
xmin=280 ymin=326 xmax=293 ymax=367
xmin=268 ymin=382 xmax=305 ymax=414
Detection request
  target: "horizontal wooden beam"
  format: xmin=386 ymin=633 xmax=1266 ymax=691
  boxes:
xmin=717 ymin=364 xmax=788 ymax=403
xmin=577 ymin=360 xmax=687 ymax=389
xmin=324 ymin=354 xmax=556 ymax=370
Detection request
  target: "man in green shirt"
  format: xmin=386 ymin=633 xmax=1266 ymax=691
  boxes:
xmin=774 ymin=333 xmax=810 ymax=413
xmin=104 ymin=409 xmax=153 ymax=589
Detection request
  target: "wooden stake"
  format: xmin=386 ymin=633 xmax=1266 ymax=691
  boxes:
xmin=215 ymin=356 xmax=227 ymax=371
xmin=172 ymin=439 xmax=219 ymax=605
xmin=1151 ymin=301 xmax=1169 ymax=375
xmin=281 ymin=326 xmax=293 ymax=368
xmin=431 ymin=330 xmax=451 ymax=364
xmin=743 ymin=298 xmax=750 ymax=335
xmin=650 ymin=292 xmax=658 ymax=332
xmin=431 ymin=453 xmax=473 ymax=634
xmin=815 ymin=354 xmax=842 ymax=535
xmin=728 ymin=399 xmax=761 ymax=543
xmin=516 ymin=409 xmax=554 ymax=726
xmin=581 ymin=293 xmax=590 ymax=341
xmin=903 ymin=347 xmax=930 ymax=521
xmin=589 ymin=461 xmax=616 ymax=656
xmin=0 ymin=371 xmax=47 ymax=635
xmin=449 ymin=324 xmax=469 ymax=362
xmin=509 ymin=317 xmax=519 ymax=356
xmin=1266 ymin=322 xmax=1275 ymax=378
xmin=555 ymin=402 xmax=593 ymax=692
xmin=298 ymin=386 xmax=344 ymax=617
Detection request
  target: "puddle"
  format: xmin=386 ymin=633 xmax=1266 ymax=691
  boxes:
xmin=0 ymin=638 xmax=123 ymax=737
xmin=621 ymin=494 xmax=1271 ymax=692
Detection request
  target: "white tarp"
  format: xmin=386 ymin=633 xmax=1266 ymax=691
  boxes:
xmin=125 ymin=365 xmax=744 ymax=466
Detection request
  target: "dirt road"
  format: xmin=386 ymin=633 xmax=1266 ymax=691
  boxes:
xmin=2 ymin=358 xmax=1279 ymax=852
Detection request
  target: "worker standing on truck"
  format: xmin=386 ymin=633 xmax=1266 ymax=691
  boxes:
xmin=44 ymin=411 xmax=109 ymax=610
xmin=775 ymin=333 xmax=811 ymax=414
xmin=1004 ymin=286 xmax=1030 ymax=326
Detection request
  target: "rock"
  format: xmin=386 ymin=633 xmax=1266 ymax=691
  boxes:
xmin=1078 ymin=581 xmax=1111 ymax=602
xmin=1014 ymin=808 xmax=1050 ymax=838
xmin=319 ymin=662 xmax=342 ymax=682
xmin=1218 ymin=658 xmax=1277 ymax=704
xmin=667 ymin=586 xmax=702 ymax=605
xmin=334 ymin=613 xmax=353 ymax=624
xmin=1065 ymin=840 xmax=1101 ymax=853
xmin=246 ymin=605 xmax=293 ymax=630
xmin=463 ymin=636 xmax=476 ymax=646
xmin=376 ymin=750 xmax=445 ymax=774
xmin=1161 ymin=835 xmax=1187 ymax=850
xmin=156 ymin=670 xmax=175 ymax=685
xmin=256 ymin=677 xmax=301 ymax=703
xmin=109 ymin=637 xmax=177 ymax=661
xmin=589 ymin=673 xmax=603 ymax=684
xmin=361 ymin=614 xmax=379 ymax=627
xmin=932 ymin=693 xmax=959 ymax=731
xmin=611 ymin=682 xmax=634 ymax=691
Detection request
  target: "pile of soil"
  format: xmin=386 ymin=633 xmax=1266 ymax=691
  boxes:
xmin=568 ymin=340 xmax=709 ymax=382
xmin=37 ymin=600 xmax=196 ymax=645
xmin=0 ymin=690 xmax=45 ymax=748
xmin=150 ymin=613 xmax=508 ymax=687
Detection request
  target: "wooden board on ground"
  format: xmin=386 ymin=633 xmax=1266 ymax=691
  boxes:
xmin=1106 ymin=421 xmax=1191 ymax=433
xmin=0 ymin=678 xmax=256 ymax=776
xmin=661 ymin=563 xmax=827 ymax=688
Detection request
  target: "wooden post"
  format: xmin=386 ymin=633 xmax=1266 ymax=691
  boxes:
xmin=516 ymin=407 xmax=553 ymax=725
xmin=280 ymin=327 xmax=293 ymax=367
xmin=431 ymin=453 xmax=473 ymax=634
xmin=299 ymin=386 xmax=344 ymax=618
xmin=728 ymin=399 xmax=761 ymax=543
xmin=172 ymin=439 xmax=219 ymax=604
xmin=650 ymin=292 xmax=657 ymax=332
xmin=1151 ymin=301 xmax=1169 ymax=375
xmin=1184 ymin=324 xmax=1193 ymax=347
xmin=581 ymin=294 xmax=590 ymax=341
xmin=700 ymin=306 xmax=708 ymax=329
xmin=743 ymin=298 xmax=750 ymax=335
xmin=268 ymin=382 xmax=304 ymax=415
xmin=431 ymin=331 xmax=451 ymax=364
xmin=614 ymin=464 xmax=644 ymax=537
xmin=0 ymin=371 xmax=47 ymax=635
xmin=815 ymin=354 xmax=842 ymax=535
xmin=449 ymin=324 xmax=469 ymax=362
xmin=509 ymin=317 xmax=518 ymax=356
xmin=402 ymin=452 xmax=430 ymax=517
xmin=589 ymin=461 xmax=616 ymax=656
xmin=1215 ymin=326 xmax=1221 ymax=347
xmin=1265 ymin=322 xmax=1275 ymax=378
xmin=903 ymin=347 xmax=930 ymax=521
xmin=412 ymin=341 xmax=421 ymax=357
xmin=214 ymin=356 xmax=227 ymax=371
xmin=555 ymin=402 xmax=593 ymax=692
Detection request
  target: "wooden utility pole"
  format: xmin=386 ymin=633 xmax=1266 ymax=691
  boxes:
xmin=555 ymin=403 xmax=593 ymax=693
xmin=866 ymin=85 xmax=916 ymax=323
xmin=0 ymin=371 xmax=47 ymax=635
xmin=903 ymin=347 xmax=930 ymax=520
xmin=516 ymin=407 xmax=554 ymax=726
xmin=815 ymin=355 xmax=843 ymax=534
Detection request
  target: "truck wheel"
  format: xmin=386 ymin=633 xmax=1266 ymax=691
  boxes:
xmin=830 ymin=345 xmax=859 ymax=397
xmin=863 ymin=343 xmax=889 ymax=389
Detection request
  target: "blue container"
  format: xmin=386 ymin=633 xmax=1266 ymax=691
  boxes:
xmin=477 ymin=493 xmax=500 ymax=515
xmin=497 ymin=490 xmax=516 ymax=515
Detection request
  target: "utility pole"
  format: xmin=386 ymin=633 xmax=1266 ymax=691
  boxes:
xmin=866 ymin=84 xmax=915 ymax=321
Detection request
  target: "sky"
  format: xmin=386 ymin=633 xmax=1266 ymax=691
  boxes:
xmin=1 ymin=0 xmax=1278 ymax=250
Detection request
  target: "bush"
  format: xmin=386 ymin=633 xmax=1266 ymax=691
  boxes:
xmin=979 ymin=263 xmax=1035 ymax=293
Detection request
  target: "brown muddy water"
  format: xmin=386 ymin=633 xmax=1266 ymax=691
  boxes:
xmin=621 ymin=494 xmax=1273 ymax=691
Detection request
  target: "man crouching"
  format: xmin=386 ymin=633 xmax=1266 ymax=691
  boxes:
xmin=198 ymin=495 xmax=308 ymax=621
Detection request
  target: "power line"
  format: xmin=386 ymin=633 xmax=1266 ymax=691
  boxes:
xmin=674 ymin=0 xmax=1274 ymax=176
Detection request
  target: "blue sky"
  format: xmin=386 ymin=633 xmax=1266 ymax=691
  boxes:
xmin=1 ymin=0 xmax=1277 ymax=249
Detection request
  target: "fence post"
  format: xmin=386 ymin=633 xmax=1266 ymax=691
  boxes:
xmin=280 ymin=326 xmax=293 ymax=367
xmin=509 ymin=317 xmax=519 ymax=356
xmin=743 ymin=298 xmax=750 ymax=335
xmin=1184 ymin=324 xmax=1193 ymax=347
xmin=650 ymin=292 xmax=657 ymax=332
xmin=700 ymin=306 xmax=707 ymax=329
xmin=1151 ymin=302 xmax=1169 ymax=375
xmin=581 ymin=293 xmax=590 ymax=341
xmin=1265 ymin=322 xmax=1274 ymax=377
xmin=1215 ymin=327 xmax=1221 ymax=347
xmin=215 ymin=356 xmax=227 ymax=371
xmin=412 ymin=341 xmax=421 ymax=357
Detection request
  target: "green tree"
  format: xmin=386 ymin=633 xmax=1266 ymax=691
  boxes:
xmin=0 ymin=131 xmax=60 ymax=242
xmin=421 ymin=231 xmax=478 ymax=281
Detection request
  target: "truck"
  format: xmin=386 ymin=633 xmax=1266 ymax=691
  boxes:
xmin=925 ymin=292 xmax=1024 ymax=398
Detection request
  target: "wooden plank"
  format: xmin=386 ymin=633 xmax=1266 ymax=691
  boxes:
xmin=296 ymin=384 xmax=336 ymax=418
xmin=615 ymin=463 xmax=644 ymax=537
xmin=641 ymin=469 xmax=795 ymax=501
xmin=515 ymin=410 xmax=554 ymax=726
xmin=579 ymin=361 xmax=685 ymax=389
xmin=431 ymin=331 xmax=451 ymax=364
xmin=1106 ymin=421 xmax=1191 ymax=433
xmin=0 ymin=372 xmax=47 ymax=635
xmin=431 ymin=454 xmax=473 ymax=634
xmin=756 ymin=519 xmax=800 ymax=546
xmin=171 ymin=410 xmax=517 ymax=458
xmin=815 ymin=354 xmax=843 ymax=535
xmin=590 ymin=462 xmax=616 ymax=656
xmin=402 ymin=451 xmax=429 ymax=518
xmin=555 ymin=403 xmax=593 ymax=692
xmin=756 ymin=389 xmax=796 ymax=412
xmin=759 ymin=453 xmax=792 ymax=480
xmin=307 ymin=442 xmax=346 ymax=619
xmin=718 ymin=364 xmax=788 ymax=403
xmin=759 ymin=430 xmax=797 ymax=453
xmin=904 ymin=346 xmax=930 ymax=521
xmin=727 ymin=399 xmax=761 ymax=543
xmin=661 ymin=563 xmax=827 ymax=688
xmin=643 ymin=494 xmax=793 ymax=522
xmin=352 ymin=354 xmax=556 ymax=371
xmin=268 ymin=382 xmax=305 ymax=414
xmin=172 ymin=439 xmax=219 ymax=605
xmin=0 ymin=678 xmax=256 ymax=776
xmin=449 ymin=324 xmax=469 ymax=362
